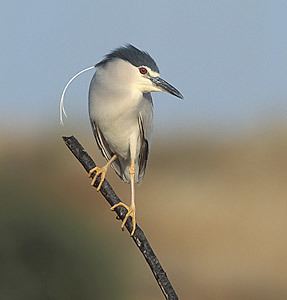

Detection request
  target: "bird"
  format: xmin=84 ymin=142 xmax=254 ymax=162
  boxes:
xmin=60 ymin=44 xmax=183 ymax=236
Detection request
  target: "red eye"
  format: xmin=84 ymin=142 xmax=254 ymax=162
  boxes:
xmin=139 ymin=67 xmax=148 ymax=74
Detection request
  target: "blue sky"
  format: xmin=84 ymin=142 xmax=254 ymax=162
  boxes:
xmin=1 ymin=1 xmax=286 ymax=135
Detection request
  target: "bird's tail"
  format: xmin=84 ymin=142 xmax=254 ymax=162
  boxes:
xmin=114 ymin=158 xmax=141 ymax=184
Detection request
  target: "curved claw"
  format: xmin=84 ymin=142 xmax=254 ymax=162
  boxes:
xmin=111 ymin=202 xmax=136 ymax=236
xmin=89 ymin=166 xmax=107 ymax=191
xmin=88 ymin=155 xmax=117 ymax=191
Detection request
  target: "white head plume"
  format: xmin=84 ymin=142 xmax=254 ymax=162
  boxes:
xmin=59 ymin=65 xmax=95 ymax=125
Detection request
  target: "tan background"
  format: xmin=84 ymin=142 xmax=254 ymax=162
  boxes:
xmin=1 ymin=124 xmax=286 ymax=299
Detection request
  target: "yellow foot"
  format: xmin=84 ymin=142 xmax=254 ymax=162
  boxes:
xmin=89 ymin=166 xmax=107 ymax=191
xmin=111 ymin=202 xmax=136 ymax=236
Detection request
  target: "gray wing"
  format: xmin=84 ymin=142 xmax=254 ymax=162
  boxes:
xmin=90 ymin=120 xmax=126 ymax=181
xmin=137 ymin=92 xmax=153 ymax=183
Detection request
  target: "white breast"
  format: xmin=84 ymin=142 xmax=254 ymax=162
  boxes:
xmin=89 ymin=61 xmax=143 ymax=159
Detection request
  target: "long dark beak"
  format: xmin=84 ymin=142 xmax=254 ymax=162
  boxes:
xmin=150 ymin=77 xmax=184 ymax=99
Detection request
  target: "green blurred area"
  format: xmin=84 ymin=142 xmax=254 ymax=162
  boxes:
xmin=1 ymin=125 xmax=287 ymax=299
xmin=0 ymin=137 xmax=129 ymax=300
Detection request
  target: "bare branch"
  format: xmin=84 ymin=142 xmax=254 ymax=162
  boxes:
xmin=62 ymin=136 xmax=179 ymax=300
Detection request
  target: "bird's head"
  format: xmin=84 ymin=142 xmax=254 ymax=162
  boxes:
xmin=96 ymin=44 xmax=183 ymax=99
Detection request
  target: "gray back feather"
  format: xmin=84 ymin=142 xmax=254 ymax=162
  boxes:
xmin=137 ymin=92 xmax=153 ymax=183
xmin=90 ymin=121 xmax=128 ymax=182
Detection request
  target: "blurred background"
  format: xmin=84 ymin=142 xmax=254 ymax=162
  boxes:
xmin=1 ymin=1 xmax=287 ymax=299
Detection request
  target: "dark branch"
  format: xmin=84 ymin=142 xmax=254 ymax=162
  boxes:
xmin=62 ymin=136 xmax=179 ymax=300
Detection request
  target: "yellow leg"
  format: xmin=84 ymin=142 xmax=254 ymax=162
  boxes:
xmin=89 ymin=155 xmax=117 ymax=191
xmin=111 ymin=160 xmax=136 ymax=236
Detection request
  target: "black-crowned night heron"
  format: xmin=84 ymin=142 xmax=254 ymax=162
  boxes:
xmin=60 ymin=44 xmax=183 ymax=235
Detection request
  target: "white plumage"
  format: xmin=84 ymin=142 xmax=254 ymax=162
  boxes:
xmin=89 ymin=59 xmax=153 ymax=183
xmin=60 ymin=45 xmax=183 ymax=235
